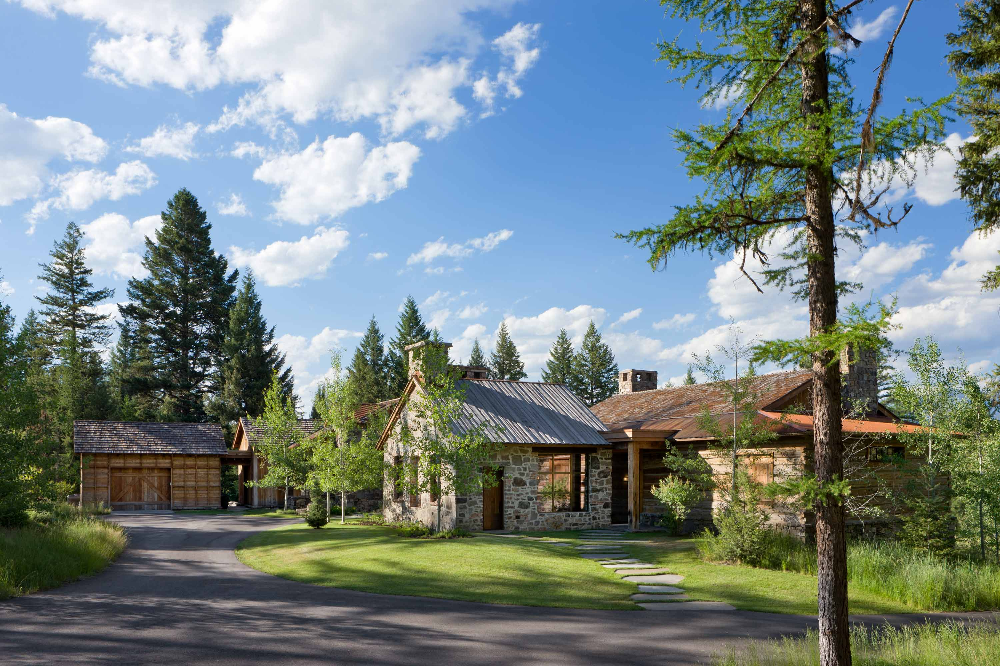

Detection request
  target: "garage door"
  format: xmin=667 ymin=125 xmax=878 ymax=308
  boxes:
xmin=110 ymin=468 xmax=171 ymax=510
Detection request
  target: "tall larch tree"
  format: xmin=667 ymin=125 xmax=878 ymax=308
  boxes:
xmin=489 ymin=322 xmax=527 ymax=381
xmin=570 ymin=321 xmax=618 ymax=406
xmin=541 ymin=328 xmax=575 ymax=385
xmin=212 ymin=271 xmax=293 ymax=431
xmin=120 ymin=188 xmax=238 ymax=422
xmin=947 ymin=0 xmax=1000 ymax=291
xmin=619 ymin=3 xmax=948 ymax=663
xmin=36 ymin=221 xmax=115 ymax=444
xmin=387 ymin=295 xmax=429 ymax=395
xmin=348 ymin=315 xmax=390 ymax=404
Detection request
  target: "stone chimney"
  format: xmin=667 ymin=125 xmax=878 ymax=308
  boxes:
xmin=619 ymin=369 xmax=658 ymax=394
xmin=840 ymin=344 xmax=878 ymax=417
xmin=405 ymin=340 xmax=453 ymax=379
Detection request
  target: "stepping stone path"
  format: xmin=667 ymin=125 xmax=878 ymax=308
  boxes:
xmin=571 ymin=529 xmax=734 ymax=612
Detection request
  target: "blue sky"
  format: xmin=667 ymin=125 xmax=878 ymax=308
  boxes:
xmin=1 ymin=1 xmax=997 ymax=405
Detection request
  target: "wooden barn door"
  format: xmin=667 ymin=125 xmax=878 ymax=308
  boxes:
xmin=483 ymin=468 xmax=504 ymax=530
xmin=110 ymin=468 xmax=171 ymax=510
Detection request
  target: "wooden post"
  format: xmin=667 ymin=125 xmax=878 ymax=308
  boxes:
xmin=252 ymin=451 xmax=259 ymax=508
xmin=627 ymin=441 xmax=643 ymax=530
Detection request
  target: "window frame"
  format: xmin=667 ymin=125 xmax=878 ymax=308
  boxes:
xmin=536 ymin=452 xmax=590 ymax=513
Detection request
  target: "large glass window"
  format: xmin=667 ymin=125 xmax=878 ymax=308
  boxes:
xmin=537 ymin=453 xmax=588 ymax=512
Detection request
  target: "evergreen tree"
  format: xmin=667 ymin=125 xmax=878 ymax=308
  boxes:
xmin=35 ymin=221 xmax=115 ymax=444
xmin=212 ymin=271 xmax=292 ymax=430
xmin=120 ymin=189 xmax=238 ymax=422
xmin=570 ymin=321 xmax=618 ymax=405
xmin=387 ymin=295 xmax=429 ymax=395
xmin=489 ymin=322 xmax=526 ymax=381
xmin=947 ymin=1 xmax=1000 ymax=289
xmin=0 ymin=292 xmax=34 ymax=526
xmin=468 ymin=338 xmax=488 ymax=369
xmin=619 ymin=5 xmax=948 ymax=662
xmin=348 ymin=315 xmax=390 ymax=404
xmin=683 ymin=365 xmax=696 ymax=385
xmin=109 ymin=320 xmax=157 ymax=421
xmin=541 ymin=328 xmax=575 ymax=385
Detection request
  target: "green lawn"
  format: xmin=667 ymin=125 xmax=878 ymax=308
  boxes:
xmin=236 ymin=523 xmax=638 ymax=609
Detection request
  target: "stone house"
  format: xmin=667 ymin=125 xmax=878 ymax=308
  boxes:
xmin=379 ymin=341 xmax=613 ymax=531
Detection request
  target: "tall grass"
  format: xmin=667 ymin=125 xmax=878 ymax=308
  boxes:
xmin=0 ymin=509 xmax=126 ymax=599
xmin=715 ymin=622 xmax=1000 ymax=666
xmin=699 ymin=529 xmax=1000 ymax=611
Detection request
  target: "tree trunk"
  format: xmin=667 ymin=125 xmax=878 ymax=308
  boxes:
xmin=284 ymin=479 xmax=291 ymax=512
xmin=341 ymin=490 xmax=346 ymax=524
xmin=326 ymin=491 xmax=331 ymax=520
xmin=800 ymin=1 xmax=851 ymax=664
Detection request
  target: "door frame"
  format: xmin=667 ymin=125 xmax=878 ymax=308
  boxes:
xmin=482 ymin=467 xmax=504 ymax=530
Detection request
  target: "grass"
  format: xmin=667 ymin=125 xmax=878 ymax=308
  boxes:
xmin=714 ymin=622 xmax=1000 ymax=665
xmin=0 ymin=507 xmax=127 ymax=599
xmin=236 ymin=522 xmax=638 ymax=609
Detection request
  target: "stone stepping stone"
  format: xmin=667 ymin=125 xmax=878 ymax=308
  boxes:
xmin=546 ymin=542 xmax=571 ymax=547
xmin=602 ymin=563 xmax=657 ymax=569
xmin=597 ymin=558 xmax=640 ymax=564
xmin=579 ymin=553 xmax=626 ymax=560
xmin=622 ymin=573 xmax=685 ymax=585
xmin=638 ymin=601 xmax=736 ymax=611
xmin=637 ymin=585 xmax=684 ymax=594
xmin=616 ymin=567 xmax=671 ymax=576
xmin=576 ymin=544 xmax=626 ymax=550
xmin=631 ymin=593 xmax=689 ymax=602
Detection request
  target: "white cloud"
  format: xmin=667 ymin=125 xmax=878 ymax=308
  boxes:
xmin=842 ymin=238 xmax=931 ymax=291
xmin=423 ymin=290 xmax=450 ymax=306
xmin=216 ymin=193 xmax=250 ymax=217
xmin=0 ymin=281 xmax=14 ymax=296
xmin=884 ymin=133 xmax=966 ymax=207
xmin=610 ymin=307 xmax=642 ymax=328
xmin=0 ymin=103 xmax=106 ymax=207
xmin=496 ymin=305 xmax=607 ymax=376
xmin=407 ymin=229 xmax=513 ymax=265
xmin=276 ymin=325 xmax=363 ymax=406
xmin=850 ymin=6 xmax=898 ymax=45
xmin=367 ymin=251 xmax=389 ymax=261
xmin=81 ymin=213 xmax=162 ymax=279
xmin=21 ymin=2 xmax=537 ymax=141
xmin=474 ymin=22 xmax=542 ymax=116
xmin=653 ymin=313 xmax=696 ymax=330
xmin=701 ymin=83 xmax=745 ymax=111
xmin=229 ymin=227 xmax=350 ymax=287
xmin=125 ymin=122 xmax=199 ymax=160
xmin=457 ymin=302 xmax=488 ymax=319
xmin=27 ymin=161 xmax=157 ymax=232
xmin=253 ymin=133 xmax=420 ymax=225
xmin=428 ymin=308 xmax=451 ymax=330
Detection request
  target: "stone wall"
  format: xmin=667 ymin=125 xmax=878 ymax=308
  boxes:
xmin=840 ymin=344 xmax=879 ymax=417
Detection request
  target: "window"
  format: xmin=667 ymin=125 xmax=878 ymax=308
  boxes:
xmin=409 ymin=455 xmax=421 ymax=508
xmin=393 ymin=456 xmax=403 ymax=501
xmin=537 ymin=453 xmax=588 ymax=512
xmin=869 ymin=446 xmax=905 ymax=464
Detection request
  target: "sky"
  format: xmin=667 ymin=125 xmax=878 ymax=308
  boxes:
xmin=1 ymin=1 xmax=998 ymax=408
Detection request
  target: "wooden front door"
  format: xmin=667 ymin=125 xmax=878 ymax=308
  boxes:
xmin=483 ymin=468 xmax=504 ymax=530
xmin=110 ymin=468 xmax=171 ymax=510
xmin=611 ymin=452 xmax=628 ymax=524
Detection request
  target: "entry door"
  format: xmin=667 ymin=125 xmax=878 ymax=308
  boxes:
xmin=611 ymin=452 xmax=628 ymax=524
xmin=483 ymin=468 xmax=504 ymax=530
xmin=110 ymin=468 xmax=171 ymax=510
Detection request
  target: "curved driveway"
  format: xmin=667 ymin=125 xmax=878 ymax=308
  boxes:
xmin=0 ymin=514 xmax=990 ymax=665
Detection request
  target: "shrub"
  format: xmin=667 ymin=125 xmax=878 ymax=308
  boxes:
xmin=701 ymin=503 xmax=770 ymax=566
xmin=651 ymin=475 xmax=703 ymax=535
xmin=394 ymin=522 xmax=432 ymax=538
xmin=304 ymin=501 xmax=328 ymax=529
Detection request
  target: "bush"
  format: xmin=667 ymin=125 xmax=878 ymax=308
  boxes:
xmin=701 ymin=503 xmax=770 ymax=566
xmin=651 ymin=475 xmax=703 ymax=535
xmin=304 ymin=500 xmax=328 ymax=529
xmin=394 ymin=522 xmax=432 ymax=537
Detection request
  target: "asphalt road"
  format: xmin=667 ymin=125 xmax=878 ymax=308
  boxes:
xmin=0 ymin=514 xmax=993 ymax=665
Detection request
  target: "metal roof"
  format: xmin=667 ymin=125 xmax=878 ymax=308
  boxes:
xmin=451 ymin=380 xmax=610 ymax=446
xmin=74 ymin=420 xmax=226 ymax=455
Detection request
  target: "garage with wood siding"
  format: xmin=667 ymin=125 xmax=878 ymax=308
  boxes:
xmin=75 ymin=421 xmax=225 ymax=510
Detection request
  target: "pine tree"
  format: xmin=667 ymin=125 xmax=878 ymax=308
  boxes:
xmin=35 ymin=221 xmax=115 ymax=444
xmin=348 ymin=315 xmax=390 ymax=404
xmin=570 ymin=321 xmax=618 ymax=406
xmin=683 ymin=365 xmax=696 ymax=385
xmin=489 ymin=322 xmax=526 ymax=381
xmin=0 ymin=292 xmax=34 ymax=526
xmin=109 ymin=320 xmax=158 ymax=421
xmin=468 ymin=338 xmax=487 ymax=369
xmin=120 ymin=188 xmax=238 ymax=422
xmin=947 ymin=1 xmax=1000 ymax=289
xmin=310 ymin=385 xmax=326 ymax=419
xmin=619 ymin=4 xmax=948 ymax=663
xmin=387 ymin=295 xmax=429 ymax=395
xmin=212 ymin=271 xmax=293 ymax=431
xmin=541 ymin=328 xmax=575 ymax=385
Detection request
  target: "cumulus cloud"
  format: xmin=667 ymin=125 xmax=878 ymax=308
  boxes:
xmin=492 ymin=305 xmax=607 ymax=375
xmin=276 ymin=325 xmax=363 ymax=406
xmin=80 ymin=213 xmax=162 ymax=279
xmin=653 ymin=313 xmax=696 ymax=330
xmin=20 ymin=2 xmax=538 ymax=140
xmin=457 ymin=302 xmax=488 ymax=319
xmin=610 ymin=307 xmax=642 ymax=328
xmin=229 ymin=227 xmax=350 ymax=287
xmin=0 ymin=103 xmax=106 ymax=208
xmin=701 ymin=83 xmax=745 ymax=111
xmin=367 ymin=251 xmax=388 ymax=261
xmin=125 ymin=122 xmax=199 ymax=160
xmin=423 ymin=290 xmax=450 ymax=306
xmin=0 ymin=281 xmax=14 ymax=296
xmin=407 ymin=229 xmax=513 ymax=265
xmin=253 ymin=133 xmax=420 ymax=225
xmin=884 ymin=133 xmax=966 ymax=207
xmin=473 ymin=22 xmax=542 ymax=116
xmin=216 ymin=193 xmax=250 ymax=217
xmin=428 ymin=309 xmax=451 ymax=330
xmin=842 ymin=238 xmax=931 ymax=291
xmin=849 ymin=6 xmax=898 ymax=45
xmin=27 ymin=161 xmax=157 ymax=232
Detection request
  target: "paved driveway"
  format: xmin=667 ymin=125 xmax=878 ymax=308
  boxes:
xmin=0 ymin=514 xmax=990 ymax=665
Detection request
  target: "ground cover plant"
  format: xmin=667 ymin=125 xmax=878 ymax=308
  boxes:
xmin=0 ymin=505 xmax=126 ymax=599
xmin=714 ymin=622 xmax=1000 ymax=666
xmin=236 ymin=522 xmax=636 ymax=609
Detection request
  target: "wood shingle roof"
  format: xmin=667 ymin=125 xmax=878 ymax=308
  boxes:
xmin=238 ymin=417 xmax=322 ymax=447
xmin=73 ymin=420 xmax=226 ymax=455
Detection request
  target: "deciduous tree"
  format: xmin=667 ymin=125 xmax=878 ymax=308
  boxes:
xmin=250 ymin=373 xmax=311 ymax=511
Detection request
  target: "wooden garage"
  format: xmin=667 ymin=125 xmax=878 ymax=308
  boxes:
xmin=75 ymin=420 xmax=225 ymax=510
